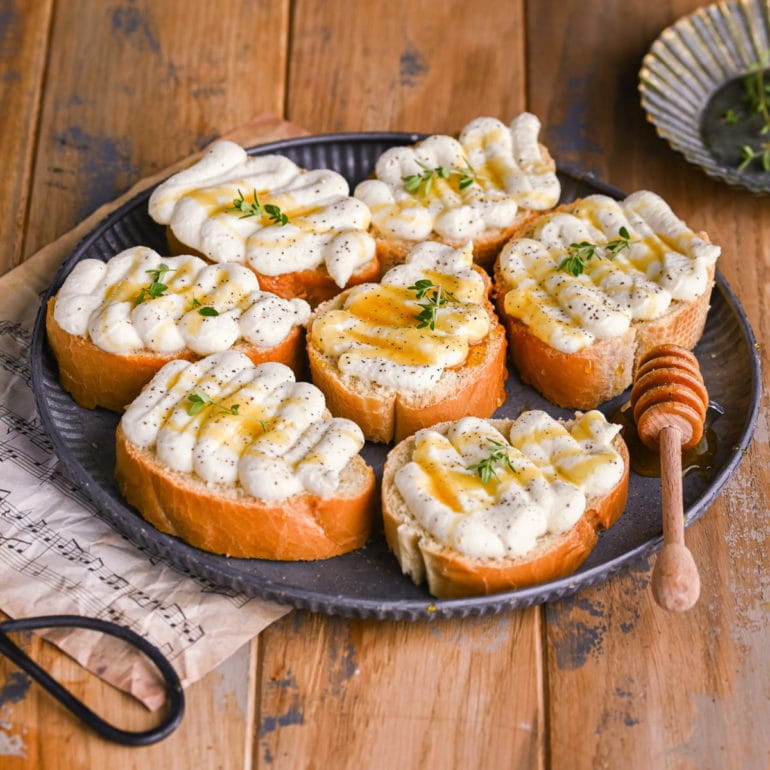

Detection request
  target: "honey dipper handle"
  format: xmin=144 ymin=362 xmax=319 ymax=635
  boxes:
xmin=660 ymin=426 xmax=685 ymax=545
xmin=651 ymin=425 xmax=701 ymax=611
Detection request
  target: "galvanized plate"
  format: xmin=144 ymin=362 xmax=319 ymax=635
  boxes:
xmin=30 ymin=133 xmax=762 ymax=620
xmin=639 ymin=0 xmax=770 ymax=193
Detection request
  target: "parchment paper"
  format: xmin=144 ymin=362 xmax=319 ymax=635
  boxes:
xmin=0 ymin=115 xmax=309 ymax=710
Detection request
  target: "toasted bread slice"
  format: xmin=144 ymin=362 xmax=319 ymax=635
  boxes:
xmin=306 ymin=241 xmax=507 ymax=444
xmin=354 ymin=114 xmax=560 ymax=272
xmin=151 ymin=140 xmax=380 ymax=307
xmin=46 ymin=248 xmax=311 ymax=411
xmin=115 ymin=353 xmax=376 ymax=560
xmin=493 ymin=191 xmax=720 ymax=409
xmin=382 ymin=414 xmax=629 ymax=599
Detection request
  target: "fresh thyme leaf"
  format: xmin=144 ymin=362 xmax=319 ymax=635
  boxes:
xmin=191 ymin=297 xmax=202 ymax=307
xmin=467 ymin=440 xmax=517 ymax=484
xmin=228 ymin=188 xmax=289 ymax=224
xmin=739 ymin=144 xmax=757 ymax=171
xmin=558 ymin=254 xmax=586 ymax=277
xmin=186 ymin=390 xmax=240 ymax=417
xmin=407 ymin=279 xmax=458 ymax=330
xmin=230 ymin=188 xmax=262 ymax=218
xmin=559 ymin=228 xmax=632 ymax=276
xmin=402 ymin=160 xmax=476 ymax=195
xmin=135 ymin=263 xmax=174 ymax=304
xmin=264 ymin=203 xmax=288 ymax=226
xmin=198 ymin=306 xmax=219 ymax=317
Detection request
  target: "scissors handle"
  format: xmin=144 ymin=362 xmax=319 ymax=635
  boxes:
xmin=0 ymin=614 xmax=185 ymax=746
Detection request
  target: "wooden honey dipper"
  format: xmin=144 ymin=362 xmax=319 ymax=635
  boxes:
xmin=629 ymin=344 xmax=709 ymax=611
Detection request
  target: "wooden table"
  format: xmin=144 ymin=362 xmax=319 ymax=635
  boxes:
xmin=1 ymin=1 xmax=767 ymax=768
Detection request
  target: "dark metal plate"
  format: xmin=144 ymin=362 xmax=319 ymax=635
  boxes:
xmin=30 ymin=133 xmax=762 ymax=620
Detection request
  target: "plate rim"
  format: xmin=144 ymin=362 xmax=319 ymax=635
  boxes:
xmin=30 ymin=131 xmax=763 ymax=620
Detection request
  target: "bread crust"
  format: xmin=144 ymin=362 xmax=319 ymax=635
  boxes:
xmin=493 ymin=210 xmax=717 ymax=410
xmin=370 ymin=144 xmax=554 ymax=273
xmin=166 ymin=227 xmax=381 ymax=308
xmin=306 ymin=273 xmax=508 ymax=444
xmin=115 ymin=424 xmax=376 ymax=560
xmin=381 ymin=418 xmax=630 ymax=599
xmin=45 ymin=297 xmax=307 ymax=412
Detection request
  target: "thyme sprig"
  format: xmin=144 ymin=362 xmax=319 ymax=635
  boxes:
xmin=559 ymin=227 xmax=632 ymax=277
xmin=403 ymin=160 xmax=475 ymax=195
xmin=186 ymin=390 xmax=240 ymax=417
xmin=743 ymin=50 xmax=770 ymax=131
xmin=738 ymin=141 xmax=770 ymax=171
xmin=135 ymin=263 xmax=174 ymax=305
xmin=408 ymin=278 xmax=458 ymax=330
xmin=467 ymin=440 xmax=517 ymax=484
xmin=229 ymin=188 xmax=288 ymax=225
xmin=723 ymin=51 xmax=770 ymax=171
xmin=191 ymin=297 xmax=220 ymax=316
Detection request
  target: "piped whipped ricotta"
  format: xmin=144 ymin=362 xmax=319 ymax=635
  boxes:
xmin=497 ymin=191 xmax=721 ymax=353
xmin=53 ymin=246 xmax=310 ymax=355
xmin=354 ymin=113 xmax=560 ymax=243
xmin=148 ymin=141 xmax=376 ymax=288
xmin=309 ymin=241 xmax=491 ymax=390
xmin=120 ymin=351 xmax=365 ymax=500
xmin=394 ymin=411 xmax=624 ymax=560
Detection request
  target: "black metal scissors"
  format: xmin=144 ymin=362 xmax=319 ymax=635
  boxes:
xmin=0 ymin=614 xmax=185 ymax=746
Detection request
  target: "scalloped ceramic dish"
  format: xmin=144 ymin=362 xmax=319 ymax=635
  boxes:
xmin=31 ymin=133 xmax=762 ymax=620
xmin=639 ymin=0 xmax=770 ymax=193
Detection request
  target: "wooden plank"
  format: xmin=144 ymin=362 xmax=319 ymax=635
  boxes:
xmin=256 ymin=611 xmax=544 ymax=769
xmin=526 ymin=1 xmax=770 ymax=767
xmin=287 ymin=0 xmax=527 ymax=134
xmin=2 ymin=2 xmax=291 ymax=769
xmin=258 ymin=5 xmax=544 ymax=768
xmin=0 ymin=0 xmax=54 ymax=276
xmin=23 ymin=0 xmax=290 ymax=260
xmin=0 ymin=624 xmax=258 ymax=770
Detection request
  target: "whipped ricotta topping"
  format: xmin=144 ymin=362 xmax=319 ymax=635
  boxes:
xmin=120 ymin=352 xmax=365 ymax=500
xmin=497 ymin=191 xmax=721 ymax=353
xmin=148 ymin=140 xmax=376 ymax=287
xmin=309 ymin=241 xmax=491 ymax=390
xmin=53 ymin=246 xmax=310 ymax=356
xmin=394 ymin=411 xmax=623 ymax=559
xmin=354 ymin=113 xmax=560 ymax=243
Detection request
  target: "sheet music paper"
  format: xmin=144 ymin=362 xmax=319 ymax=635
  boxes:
xmin=0 ymin=289 xmax=290 ymax=711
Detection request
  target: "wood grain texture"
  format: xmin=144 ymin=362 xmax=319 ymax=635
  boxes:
xmin=287 ymin=0 xmax=526 ymax=134
xmin=268 ymin=3 xmax=545 ymax=768
xmin=528 ymin=2 xmax=770 ymax=768
xmin=1 ymin=0 xmax=768 ymax=768
xmin=22 ymin=0 xmax=289 ymax=259
xmin=0 ymin=624 xmax=257 ymax=770
xmin=256 ymin=611 xmax=544 ymax=770
xmin=0 ymin=0 xmax=54 ymax=275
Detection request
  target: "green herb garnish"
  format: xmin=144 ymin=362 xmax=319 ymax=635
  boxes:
xmin=729 ymin=51 xmax=770 ymax=171
xmin=408 ymin=278 xmax=458 ymax=330
xmin=558 ymin=227 xmax=632 ymax=277
xmin=186 ymin=390 xmax=240 ymax=417
xmin=467 ymin=440 xmax=517 ymax=484
xmin=738 ymin=142 xmax=770 ymax=171
xmin=229 ymin=188 xmax=288 ymax=225
xmin=723 ymin=107 xmax=739 ymax=124
xmin=403 ymin=160 xmax=475 ymax=195
xmin=191 ymin=296 xmax=220 ymax=316
xmin=135 ymin=263 xmax=174 ymax=305
xmin=743 ymin=50 xmax=770 ymax=130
